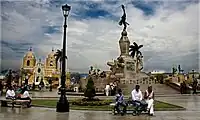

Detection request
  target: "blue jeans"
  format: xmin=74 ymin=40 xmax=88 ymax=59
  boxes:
xmin=132 ymin=100 xmax=147 ymax=111
xmin=115 ymin=102 xmax=127 ymax=114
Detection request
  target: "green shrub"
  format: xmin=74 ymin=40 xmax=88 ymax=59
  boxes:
xmin=84 ymin=76 xmax=96 ymax=100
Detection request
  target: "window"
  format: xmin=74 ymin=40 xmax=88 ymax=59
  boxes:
xmin=38 ymin=68 xmax=41 ymax=73
xmin=129 ymin=80 xmax=133 ymax=84
xmin=122 ymin=80 xmax=125 ymax=84
xmin=136 ymin=80 xmax=139 ymax=84
xmin=27 ymin=60 xmax=30 ymax=66
xmin=50 ymin=61 xmax=53 ymax=66
xmin=149 ymin=80 xmax=151 ymax=84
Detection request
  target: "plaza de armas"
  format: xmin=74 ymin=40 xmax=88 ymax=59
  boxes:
xmin=0 ymin=3 xmax=199 ymax=114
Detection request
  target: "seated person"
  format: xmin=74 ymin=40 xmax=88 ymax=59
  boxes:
xmin=144 ymin=85 xmax=154 ymax=116
xmin=114 ymin=89 xmax=127 ymax=115
xmin=6 ymin=86 xmax=16 ymax=99
xmin=20 ymin=87 xmax=31 ymax=107
xmin=15 ymin=86 xmax=23 ymax=99
xmin=131 ymin=85 xmax=147 ymax=111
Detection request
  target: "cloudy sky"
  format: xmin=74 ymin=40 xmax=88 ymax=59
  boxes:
xmin=0 ymin=0 xmax=199 ymax=73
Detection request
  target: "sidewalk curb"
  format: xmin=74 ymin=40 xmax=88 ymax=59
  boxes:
xmin=32 ymin=105 xmax=186 ymax=111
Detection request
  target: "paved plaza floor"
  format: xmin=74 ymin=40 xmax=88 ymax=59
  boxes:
xmin=29 ymin=90 xmax=199 ymax=99
xmin=0 ymin=95 xmax=200 ymax=120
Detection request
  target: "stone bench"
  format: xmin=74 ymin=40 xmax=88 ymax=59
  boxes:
xmin=109 ymin=101 xmax=148 ymax=116
xmin=0 ymin=98 xmax=30 ymax=108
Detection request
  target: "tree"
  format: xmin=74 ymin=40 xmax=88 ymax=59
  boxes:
xmin=129 ymin=42 xmax=143 ymax=72
xmin=84 ymin=76 xmax=96 ymax=100
xmin=129 ymin=42 xmax=143 ymax=59
xmin=54 ymin=49 xmax=67 ymax=71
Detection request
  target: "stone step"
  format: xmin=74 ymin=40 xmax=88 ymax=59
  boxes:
xmin=121 ymin=84 xmax=179 ymax=95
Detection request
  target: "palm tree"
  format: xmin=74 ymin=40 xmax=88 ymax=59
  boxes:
xmin=129 ymin=42 xmax=143 ymax=59
xmin=54 ymin=49 xmax=68 ymax=72
xmin=129 ymin=42 xmax=143 ymax=73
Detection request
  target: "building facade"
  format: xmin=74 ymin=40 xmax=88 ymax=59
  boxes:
xmin=20 ymin=48 xmax=69 ymax=87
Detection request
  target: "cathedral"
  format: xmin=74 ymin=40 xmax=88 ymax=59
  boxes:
xmin=21 ymin=47 xmax=70 ymax=87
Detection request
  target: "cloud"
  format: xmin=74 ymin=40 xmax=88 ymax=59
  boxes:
xmin=1 ymin=0 xmax=199 ymax=73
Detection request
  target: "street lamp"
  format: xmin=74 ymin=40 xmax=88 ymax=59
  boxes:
xmin=56 ymin=4 xmax=71 ymax=112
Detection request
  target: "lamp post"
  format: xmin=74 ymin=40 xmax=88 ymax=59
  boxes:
xmin=56 ymin=4 xmax=71 ymax=112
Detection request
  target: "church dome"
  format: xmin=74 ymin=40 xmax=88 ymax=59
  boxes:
xmin=24 ymin=47 xmax=36 ymax=59
xmin=47 ymin=49 xmax=55 ymax=58
xmin=22 ymin=47 xmax=36 ymax=69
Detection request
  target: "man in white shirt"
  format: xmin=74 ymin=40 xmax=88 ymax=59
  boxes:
xmin=131 ymin=85 xmax=146 ymax=111
xmin=131 ymin=85 xmax=143 ymax=101
xmin=6 ymin=86 xmax=15 ymax=99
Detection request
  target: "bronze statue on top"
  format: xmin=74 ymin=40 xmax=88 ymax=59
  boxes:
xmin=119 ymin=5 xmax=129 ymax=31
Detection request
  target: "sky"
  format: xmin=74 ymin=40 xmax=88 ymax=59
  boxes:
xmin=0 ymin=0 xmax=199 ymax=73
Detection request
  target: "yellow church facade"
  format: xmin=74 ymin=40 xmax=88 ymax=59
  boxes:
xmin=21 ymin=48 xmax=70 ymax=87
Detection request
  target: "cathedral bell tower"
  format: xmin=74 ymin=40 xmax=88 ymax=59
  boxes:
xmin=22 ymin=47 xmax=36 ymax=69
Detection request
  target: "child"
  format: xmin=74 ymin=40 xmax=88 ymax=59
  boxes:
xmin=114 ymin=89 xmax=127 ymax=115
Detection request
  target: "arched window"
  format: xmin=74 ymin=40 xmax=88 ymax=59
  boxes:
xmin=27 ymin=60 xmax=30 ymax=66
xmin=38 ymin=68 xmax=41 ymax=73
xmin=50 ymin=61 xmax=53 ymax=66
